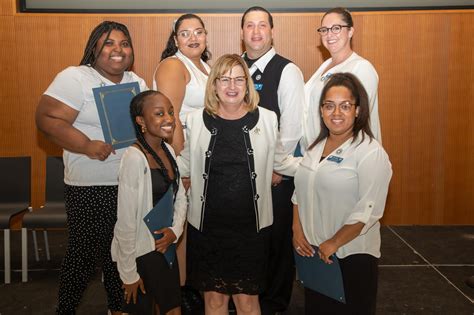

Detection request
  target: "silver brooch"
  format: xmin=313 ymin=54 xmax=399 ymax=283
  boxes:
xmin=336 ymin=148 xmax=343 ymax=154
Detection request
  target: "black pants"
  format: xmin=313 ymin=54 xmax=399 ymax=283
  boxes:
xmin=305 ymin=254 xmax=379 ymax=315
xmin=56 ymin=185 xmax=123 ymax=314
xmin=260 ymin=179 xmax=295 ymax=314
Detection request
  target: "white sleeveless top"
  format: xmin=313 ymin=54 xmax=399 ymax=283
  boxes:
xmin=153 ymin=50 xmax=210 ymax=126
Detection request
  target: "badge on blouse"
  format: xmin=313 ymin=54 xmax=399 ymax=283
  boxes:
xmin=321 ymin=72 xmax=333 ymax=82
xmin=327 ymin=155 xmax=343 ymax=163
xmin=254 ymin=83 xmax=263 ymax=91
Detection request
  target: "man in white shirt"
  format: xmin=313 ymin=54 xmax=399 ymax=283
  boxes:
xmin=241 ymin=6 xmax=305 ymax=315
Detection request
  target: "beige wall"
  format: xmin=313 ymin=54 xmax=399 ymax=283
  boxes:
xmin=1 ymin=0 xmax=473 ymax=224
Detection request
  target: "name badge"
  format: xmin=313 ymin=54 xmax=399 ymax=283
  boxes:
xmin=254 ymin=83 xmax=263 ymax=91
xmin=327 ymin=155 xmax=343 ymax=163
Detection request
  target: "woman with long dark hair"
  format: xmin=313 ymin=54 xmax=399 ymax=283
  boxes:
xmin=35 ymin=21 xmax=147 ymax=314
xmin=293 ymin=73 xmax=392 ymax=314
xmin=153 ymin=13 xmax=211 ymax=154
xmin=153 ymin=14 xmax=211 ymax=306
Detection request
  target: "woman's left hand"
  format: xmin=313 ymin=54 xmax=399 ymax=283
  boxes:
xmin=318 ymin=239 xmax=338 ymax=264
xmin=154 ymin=227 xmax=177 ymax=253
xmin=271 ymin=171 xmax=283 ymax=186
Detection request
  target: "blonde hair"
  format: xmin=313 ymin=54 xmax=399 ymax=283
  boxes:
xmin=204 ymin=54 xmax=259 ymax=116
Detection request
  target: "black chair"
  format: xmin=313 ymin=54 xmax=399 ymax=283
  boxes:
xmin=0 ymin=157 xmax=31 ymax=284
xmin=21 ymin=156 xmax=66 ymax=282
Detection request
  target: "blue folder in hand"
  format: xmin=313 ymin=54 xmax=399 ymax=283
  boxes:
xmin=93 ymin=82 xmax=140 ymax=150
xmin=294 ymin=245 xmax=346 ymax=303
xmin=143 ymin=187 xmax=176 ymax=268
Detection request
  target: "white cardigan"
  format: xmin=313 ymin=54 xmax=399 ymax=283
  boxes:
xmin=177 ymin=108 xmax=299 ymax=232
xmin=111 ymin=145 xmax=187 ymax=284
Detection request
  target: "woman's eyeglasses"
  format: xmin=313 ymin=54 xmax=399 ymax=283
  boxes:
xmin=321 ymin=101 xmax=355 ymax=113
xmin=317 ymin=25 xmax=350 ymax=36
xmin=176 ymin=28 xmax=207 ymax=39
xmin=217 ymin=76 xmax=247 ymax=87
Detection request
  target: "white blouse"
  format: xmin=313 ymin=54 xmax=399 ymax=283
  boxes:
xmin=293 ymin=134 xmax=392 ymax=258
xmin=303 ymin=52 xmax=381 ymax=151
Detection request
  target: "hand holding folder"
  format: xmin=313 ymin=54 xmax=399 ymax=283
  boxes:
xmin=143 ymin=187 xmax=176 ymax=268
xmin=294 ymin=245 xmax=346 ymax=303
xmin=93 ymin=82 xmax=140 ymax=149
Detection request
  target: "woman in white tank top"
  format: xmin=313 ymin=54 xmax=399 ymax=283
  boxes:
xmin=152 ymin=14 xmax=211 ymax=312
xmin=153 ymin=14 xmax=211 ymax=155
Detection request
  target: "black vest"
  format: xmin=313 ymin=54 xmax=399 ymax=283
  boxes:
xmin=249 ymin=54 xmax=291 ymax=124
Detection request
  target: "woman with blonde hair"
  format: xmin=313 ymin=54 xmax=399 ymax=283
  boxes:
xmin=177 ymin=54 xmax=296 ymax=315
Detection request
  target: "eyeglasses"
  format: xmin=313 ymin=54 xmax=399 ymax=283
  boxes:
xmin=317 ymin=25 xmax=350 ymax=36
xmin=321 ymin=101 xmax=355 ymax=113
xmin=176 ymin=28 xmax=207 ymax=39
xmin=217 ymin=76 xmax=247 ymax=87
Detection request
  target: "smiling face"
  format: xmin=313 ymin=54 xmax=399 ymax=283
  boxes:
xmin=93 ymin=29 xmax=133 ymax=83
xmin=241 ymin=10 xmax=274 ymax=59
xmin=174 ymin=18 xmax=207 ymax=60
xmin=137 ymin=94 xmax=176 ymax=142
xmin=321 ymin=85 xmax=359 ymax=139
xmin=320 ymin=12 xmax=354 ymax=57
xmin=215 ymin=65 xmax=247 ymax=109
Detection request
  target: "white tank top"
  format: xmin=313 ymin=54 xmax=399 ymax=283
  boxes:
xmin=153 ymin=50 xmax=210 ymax=126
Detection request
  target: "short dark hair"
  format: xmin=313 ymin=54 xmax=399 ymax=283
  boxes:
xmin=160 ymin=13 xmax=211 ymax=62
xmin=80 ymin=21 xmax=134 ymax=68
xmin=241 ymin=6 xmax=274 ymax=29
xmin=309 ymin=72 xmax=374 ymax=150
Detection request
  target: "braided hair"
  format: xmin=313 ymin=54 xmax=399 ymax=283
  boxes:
xmin=130 ymin=90 xmax=180 ymax=194
xmin=160 ymin=13 xmax=211 ymax=62
xmin=80 ymin=21 xmax=135 ymax=68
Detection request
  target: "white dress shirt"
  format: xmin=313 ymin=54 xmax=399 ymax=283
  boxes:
xmin=293 ymin=134 xmax=392 ymax=258
xmin=247 ymin=47 xmax=305 ymax=157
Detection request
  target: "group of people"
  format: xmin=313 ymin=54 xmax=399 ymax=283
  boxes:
xmin=35 ymin=5 xmax=392 ymax=315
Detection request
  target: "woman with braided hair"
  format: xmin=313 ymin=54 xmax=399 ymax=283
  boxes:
xmin=35 ymin=21 xmax=147 ymax=314
xmin=112 ymin=90 xmax=187 ymax=314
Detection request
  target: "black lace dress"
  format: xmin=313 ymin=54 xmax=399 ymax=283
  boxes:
xmin=187 ymin=110 xmax=268 ymax=295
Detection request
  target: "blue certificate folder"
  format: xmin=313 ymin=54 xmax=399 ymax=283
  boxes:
xmin=143 ymin=187 xmax=176 ymax=268
xmin=93 ymin=82 xmax=140 ymax=150
xmin=294 ymin=246 xmax=346 ymax=303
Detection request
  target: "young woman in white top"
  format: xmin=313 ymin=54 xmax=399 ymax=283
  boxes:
xmin=303 ymin=7 xmax=381 ymax=151
xmin=112 ymin=91 xmax=187 ymax=314
xmin=152 ymin=13 xmax=211 ymax=310
xmin=292 ymin=73 xmax=392 ymax=314
xmin=35 ymin=21 xmax=148 ymax=314
xmin=153 ymin=13 xmax=211 ymax=154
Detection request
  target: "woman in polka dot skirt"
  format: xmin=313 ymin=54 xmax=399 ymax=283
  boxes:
xmin=35 ymin=21 xmax=147 ymax=314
